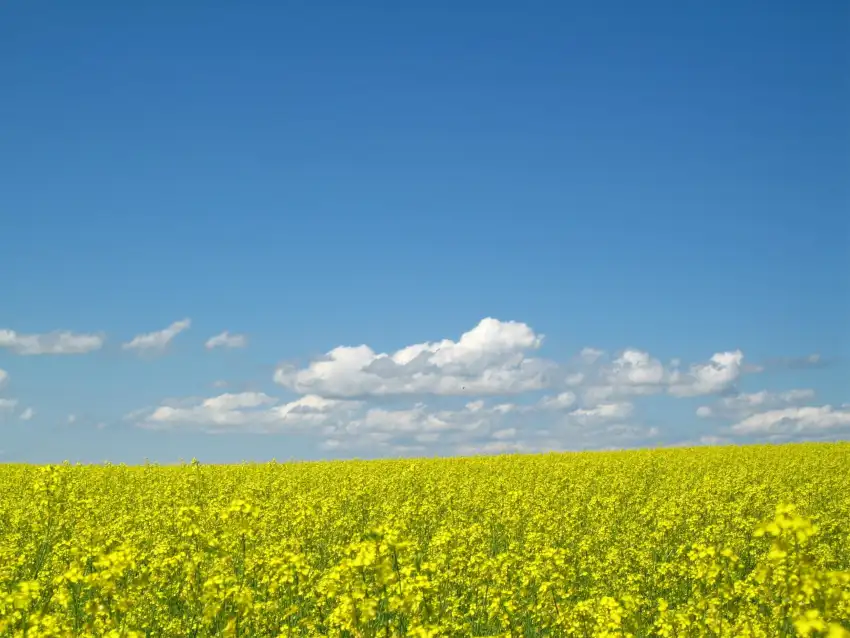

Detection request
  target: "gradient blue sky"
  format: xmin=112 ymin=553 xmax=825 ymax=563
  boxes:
xmin=2 ymin=1 xmax=848 ymax=463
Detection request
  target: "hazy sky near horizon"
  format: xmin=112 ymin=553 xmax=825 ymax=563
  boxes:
xmin=1 ymin=1 xmax=848 ymax=463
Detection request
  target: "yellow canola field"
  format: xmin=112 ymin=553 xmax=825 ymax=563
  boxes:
xmin=1 ymin=442 xmax=849 ymax=637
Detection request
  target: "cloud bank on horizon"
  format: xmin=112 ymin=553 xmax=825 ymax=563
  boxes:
xmin=0 ymin=316 xmax=845 ymax=459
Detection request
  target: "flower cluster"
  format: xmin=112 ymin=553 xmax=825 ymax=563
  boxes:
xmin=1 ymin=442 xmax=848 ymax=636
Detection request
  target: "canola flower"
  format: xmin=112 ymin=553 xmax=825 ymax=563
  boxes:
xmin=1 ymin=441 xmax=849 ymax=637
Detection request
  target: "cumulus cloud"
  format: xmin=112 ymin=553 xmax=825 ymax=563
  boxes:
xmin=146 ymin=392 xmax=278 ymax=428
xmin=568 ymin=402 xmax=634 ymax=426
xmin=608 ymin=350 xmax=666 ymax=386
xmin=665 ymin=434 xmax=733 ymax=448
xmin=580 ymin=349 xmax=745 ymax=404
xmin=696 ymin=389 xmax=815 ymax=419
xmin=565 ymin=373 xmax=585 ymax=386
xmin=274 ymin=318 xmax=553 ymax=397
xmin=0 ymin=369 xmax=7 ymax=388
xmin=136 ymin=392 xmax=361 ymax=432
xmin=579 ymin=348 xmax=604 ymax=364
xmin=200 ymin=392 xmax=276 ymax=412
xmin=602 ymin=423 xmax=660 ymax=441
xmin=731 ymin=405 xmax=850 ymax=436
xmin=123 ymin=319 xmax=191 ymax=353
xmin=256 ymin=316 xmax=814 ymax=428
xmin=115 ymin=315 xmax=840 ymax=455
xmin=668 ymin=350 xmax=744 ymax=397
xmin=129 ymin=383 xmax=651 ymax=457
xmin=0 ymin=399 xmax=18 ymax=411
xmin=455 ymin=440 xmax=535 ymax=456
xmin=0 ymin=329 xmax=104 ymax=355
xmin=538 ymin=392 xmax=577 ymax=410
xmin=456 ymin=420 xmax=659 ymax=457
xmin=205 ymin=331 xmax=248 ymax=350
xmin=19 ymin=407 xmax=34 ymax=421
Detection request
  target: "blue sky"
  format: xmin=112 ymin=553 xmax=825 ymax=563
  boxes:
xmin=1 ymin=1 xmax=847 ymax=463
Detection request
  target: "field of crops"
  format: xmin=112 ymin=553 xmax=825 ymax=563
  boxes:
xmin=1 ymin=442 xmax=849 ymax=637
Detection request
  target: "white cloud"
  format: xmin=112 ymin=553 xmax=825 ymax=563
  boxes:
xmin=579 ymin=348 xmax=604 ymax=364
xmin=565 ymin=373 xmax=585 ymax=386
xmin=539 ymin=392 xmax=577 ymax=410
xmin=126 ymin=392 xmax=584 ymax=449
xmin=452 ymin=417 xmax=660 ymax=456
xmin=568 ymin=402 xmax=634 ymax=425
xmin=455 ymin=440 xmax=534 ymax=456
xmin=19 ymin=407 xmax=34 ymax=421
xmin=67 ymin=414 xmax=77 ymax=424
xmin=0 ymin=399 xmax=18 ymax=411
xmin=581 ymin=349 xmax=745 ymax=404
xmin=696 ymin=389 xmax=815 ymax=419
xmin=609 ymin=349 xmax=666 ymax=386
xmin=730 ymin=405 xmax=850 ymax=436
xmin=0 ymin=369 xmax=7 ymax=388
xmin=492 ymin=403 xmax=517 ymax=414
xmin=115 ymin=315 xmax=840 ymax=455
xmin=0 ymin=329 xmax=104 ymax=355
xmin=274 ymin=317 xmax=553 ymax=397
xmin=205 ymin=331 xmax=248 ymax=350
xmin=668 ymin=351 xmax=744 ymax=397
xmin=122 ymin=319 xmax=191 ymax=353
xmin=137 ymin=392 xmax=361 ymax=432
xmin=602 ymin=423 xmax=660 ymax=441
xmin=664 ymin=434 xmax=732 ymax=448
xmin=128 ymin=383 xmax=652 ymax=456
xmin=345 ymin=405 xmax=455 ymax=438
xmin=147 ymin=392 xmax=278 ymax=428
xmin=200 ymin=392 xmax=277 ymax=412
